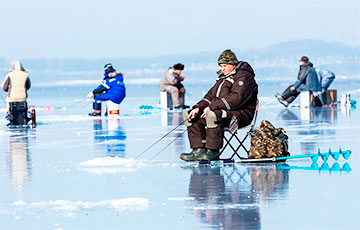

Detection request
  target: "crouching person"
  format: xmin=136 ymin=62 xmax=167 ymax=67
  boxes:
xmin=88 ymin=63 xmax=126 ymax=116
xmin=180 ymin=49 xmax=258 ymax=162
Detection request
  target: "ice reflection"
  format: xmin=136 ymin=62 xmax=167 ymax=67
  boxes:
xmin=278 ymin=107 xmax=338 ymax=152
xmin=6 ymin=128 xmax=32 ymax=194
xmin=161 ymin=110 xmax=183 ymax=127
xmin=187 ymin=164 xmax=290 ymax=229
xmin=93 ymin=118 xmax=126 ymax=157
xmin=160 ymin=110 xmax=186 ymax=155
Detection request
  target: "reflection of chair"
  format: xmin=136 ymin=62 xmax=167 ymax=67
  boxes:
xmin=222 ymin=165 xmax=249 ymax=185
xmin=220 ymin=101 xmax=259 ymax=161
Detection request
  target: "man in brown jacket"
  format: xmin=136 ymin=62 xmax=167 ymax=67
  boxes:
xmin=180 ymin=49 xmax=258 ymax=161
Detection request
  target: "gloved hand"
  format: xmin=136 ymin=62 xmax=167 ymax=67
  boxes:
xmin=87 ymin=92 xmax=94 ymax=98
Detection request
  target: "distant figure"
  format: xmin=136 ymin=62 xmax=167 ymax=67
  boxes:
xmin=160 ymin=63 xmax=188 ymax=109
xmin=88 ymin=63 xmax=126 ymax=116
xmin=275 ymin=56 xmax=321 ymax=107
xmin=315 ymin=67 xmax=335 ymax=92
xmin=180 ymin=49 xmax=258 ymax=162
xmin=2 ymin=61 xmax=31 ymax=113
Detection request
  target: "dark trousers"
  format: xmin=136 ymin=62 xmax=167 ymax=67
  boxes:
xmin=187 ymin=110 xmax=232 ymax=150
xmin=281 ymin=85 xmax=300 ymax=104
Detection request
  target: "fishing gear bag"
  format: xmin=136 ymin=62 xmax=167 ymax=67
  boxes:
xmin=248 ymin=120 xmax=290 ymax=159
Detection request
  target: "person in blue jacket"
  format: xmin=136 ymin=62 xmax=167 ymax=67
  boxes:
xmin=88 ymin=63 xmax=126 ymax=116
xmin=275 ymin=56 xmax=321 ymax=107
xmin=315 ymin=67 xmax=335 ymax=92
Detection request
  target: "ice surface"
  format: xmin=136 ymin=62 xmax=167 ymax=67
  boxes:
xmin=1 ymin=81 xmax=360 ymax=229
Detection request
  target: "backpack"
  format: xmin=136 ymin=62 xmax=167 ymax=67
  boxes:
xmin=248 ymin=120 xmax=290 ymax=159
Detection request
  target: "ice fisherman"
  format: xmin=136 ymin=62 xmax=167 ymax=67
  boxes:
xmin=1 ymin=61 xmax=31 ymax=114
xmin=180 ymin=49 xmax=258 ymax=162
xmin=87 ymin=63 xmax=126 ymax=116
xmin=160 ymin=63 xmax=188 ymax=109
xmin=315 ymin=67 xmax=335 ymax=92
xmin=275 ymin=56 xmax=321 ymax=107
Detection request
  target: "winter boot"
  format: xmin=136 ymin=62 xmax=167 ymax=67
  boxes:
xmin=199 ymin=149 xmax=221 ymax=161
xmin=180 ymin=148 xmax=206 ymax=162
xmin=275 ymin=93 xmax=289 ymax=107
xmin=88 ymin=110 xmax=101 ymax=116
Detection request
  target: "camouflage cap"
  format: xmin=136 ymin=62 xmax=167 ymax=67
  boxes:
xmin=217 ymin=49 xmax=238 ymax=65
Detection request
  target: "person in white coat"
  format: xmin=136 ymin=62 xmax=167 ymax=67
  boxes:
xmin=1 ymin=61 xmax=31 ymax=114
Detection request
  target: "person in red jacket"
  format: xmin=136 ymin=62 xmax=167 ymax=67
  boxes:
xmin=180 ymin=49 xmax=258 ymax=162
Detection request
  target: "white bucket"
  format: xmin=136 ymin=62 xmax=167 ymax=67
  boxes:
xmin=107 ymin=100 xmax=120 ymax=117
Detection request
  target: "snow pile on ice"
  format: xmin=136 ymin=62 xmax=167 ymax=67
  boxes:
xmin=12 ymin=198 xmax=150 ymax=215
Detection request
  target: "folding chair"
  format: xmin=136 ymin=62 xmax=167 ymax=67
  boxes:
xmin=220 ymin=100 xmax=259 ymax=161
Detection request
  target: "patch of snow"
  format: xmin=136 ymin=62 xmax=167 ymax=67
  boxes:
xmin=168 ymin=197 xmax=195 ymax=201
xmin=11 ymin=198 xmax=150 ymax=216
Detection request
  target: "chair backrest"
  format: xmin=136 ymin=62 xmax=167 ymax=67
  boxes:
xmin=228 ymin=99 xmax=259 ymax=134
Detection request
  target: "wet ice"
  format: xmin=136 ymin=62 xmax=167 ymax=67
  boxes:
xmin=0 ymin=81 xmax=359 ymax=229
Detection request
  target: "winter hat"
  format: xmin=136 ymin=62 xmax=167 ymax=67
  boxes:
xmin=104 ymin=63 xmax=116 ymax=74
xmin=299 ymin=56 xmax=309 ymax=63
xmin=13 ymin=61 xmax=25 ymax=71
xmin=217 ymin=49 xmax=239 ymax=65
xmin=173 ymin=63 xmax=185 ymax=70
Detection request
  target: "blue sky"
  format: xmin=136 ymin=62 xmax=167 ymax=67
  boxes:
xmin=0 ymin=0 xmax=359 ymax=59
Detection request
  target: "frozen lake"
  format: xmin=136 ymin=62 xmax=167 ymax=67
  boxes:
xmin=1 ymin=79 xmax=359 ymax=229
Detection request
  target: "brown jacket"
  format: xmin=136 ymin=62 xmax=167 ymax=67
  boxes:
xmin=194 ymin=61 xmax=258 ymax=127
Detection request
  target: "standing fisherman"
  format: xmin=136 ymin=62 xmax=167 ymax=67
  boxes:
xmin=88 ymin=63 xmax=126 ymax=116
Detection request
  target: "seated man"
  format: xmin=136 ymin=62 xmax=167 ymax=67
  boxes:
xmin=180 ymin=49 xmax=258 ymax=162
xmin=159 ymin=63 xmax=188 ymax=109
xmin=1 ymin=61 xmax=32 ymax=125
xmin=88 ymin=63 xmax=126 ymax=116
xmin=275 ymin=56 xmax=321 ymax=107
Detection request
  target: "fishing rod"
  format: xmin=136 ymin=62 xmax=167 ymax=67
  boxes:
xmin=150 ymin=128 xmax=187 ymax=160
xmin=67 ymin=97 xmax=89 ymax=109
xmin=135 ymin=118 xmax=189 ymax=159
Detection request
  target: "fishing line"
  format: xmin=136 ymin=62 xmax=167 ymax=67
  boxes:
xmin=67 ymin=97 xmax=89 ymax=109
xmin=135 ymin=118 xmax=189 ymax=159
xmin=150 ymin=128 xmax=188 ymax=160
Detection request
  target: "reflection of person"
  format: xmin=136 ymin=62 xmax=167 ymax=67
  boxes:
xmin=180 ymin=49 xmax=258 ymax=161
xmin=277 ymin=108 xmax=337 ymax=152
xmin=1 ymin=61 xmax=31 ymax=114
xmin=186 ymin=165 xmax=291 ymax=229
xmin=275 ymin=56 xmax=321 ymax=107
xmin=92 ymin=119 xmax=126 ymax=157
xmin=88 ymin=63 xmax=126 ymax=116
xmin=188 ymin=166 xmax=261 ymax=229
xmin=160 ymin=63 xmax=187 ymax=109
xmin=7 ymin=130 xmax=31 ymax=191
